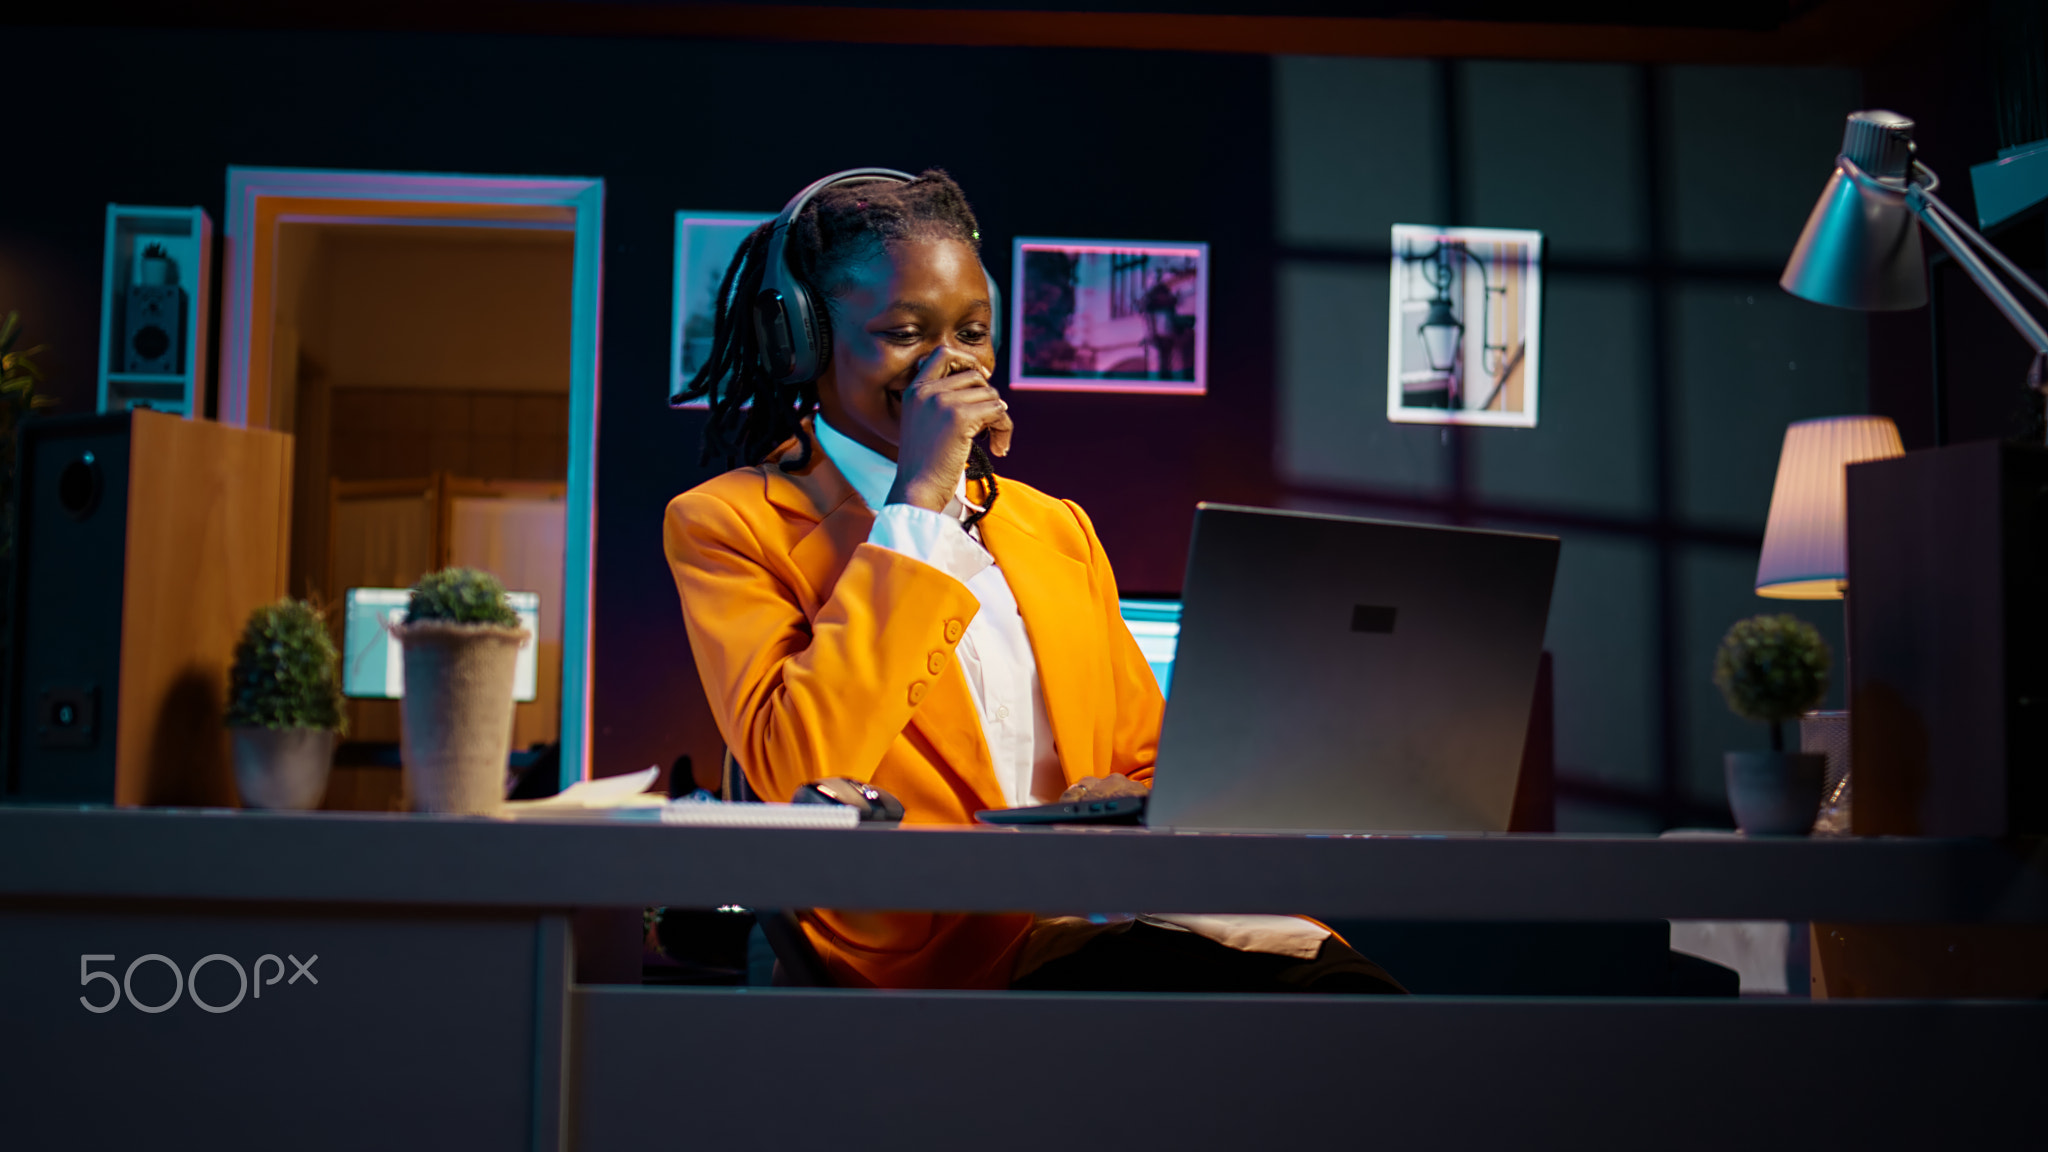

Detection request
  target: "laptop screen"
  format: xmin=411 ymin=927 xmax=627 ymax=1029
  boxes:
xmin=342 ymin=587 xmax=540 ymax=702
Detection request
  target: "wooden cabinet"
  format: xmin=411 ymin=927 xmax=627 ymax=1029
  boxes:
xmin=5 ymin=409 xmax=291 ymax=805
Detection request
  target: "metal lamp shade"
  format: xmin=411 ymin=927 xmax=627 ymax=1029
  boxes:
xmin=1779 ymin=161 xmax=1927 ymax=311
xmin=1755 ymin=415 xmax=1905 ymax=599
xmin=1419 ymin=299 xmax=1463 ymax=373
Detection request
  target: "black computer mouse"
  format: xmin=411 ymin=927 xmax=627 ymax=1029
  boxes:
xmin=792 ymin=777 xmax=905 ymax=823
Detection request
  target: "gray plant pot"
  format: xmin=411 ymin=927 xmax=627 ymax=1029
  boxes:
xmin=232 ymin=727 xmax=339 ymax=810
xmin=393 ymin=620 xmax=528 ymax=816
xmin=1724 ymin=751 xmax=1826 ymax=836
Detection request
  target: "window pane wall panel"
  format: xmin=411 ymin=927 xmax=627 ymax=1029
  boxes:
xmin=1673 ymin=280 xmax=1867 ymax=530
xmin=1279 ymin=261 xmax=1453 ymax=497
xmin=1527 ymin=532 xmax=1661 ymax=799
xmin=1679 ymin=543 xmax=1848 ymax=814
xmin=1279 ymin=493 xmax=1452 ymax=526
xmin=1275 ymin=56 xmax=1441 ymax=250
xmin=1663 ymin=66 xmax=1863 ymax=265
xmin=1473 ymin=276 xmax=1653 ymax=517
xmin=1460 ymin=62 xmax=1645 ymax=261
xmin=1557 ymin=798 xmax=1665 ymax=834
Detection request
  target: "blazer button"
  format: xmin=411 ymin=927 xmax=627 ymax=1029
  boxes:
xmin=908 ymin=681 xmax=928 ymax=705
xmin=944 ymin=619 xmax=964 ymax=644
xmin=927 ymin=651 xmax=946 ymax=675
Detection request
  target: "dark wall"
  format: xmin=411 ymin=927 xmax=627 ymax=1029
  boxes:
xmin=19 ymin=24 xmax=1990 ymax=823
xmin=0 ymin=27 xmax=1274 ymax=785
xmin=1864 ymin=1 xmax=2048 ymax=450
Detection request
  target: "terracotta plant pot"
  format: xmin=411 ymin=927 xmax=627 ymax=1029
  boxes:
xmin=1724 ymin=751 xmax=1827 ymax=836
xmin=393 ymin=621 xmax=528 ymax=815
xmin=231 ymin=727 xmax=339 ymax=810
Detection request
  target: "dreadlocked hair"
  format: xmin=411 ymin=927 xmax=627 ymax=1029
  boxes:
xmin=679 ymin=168 xmax=1001 ymax=527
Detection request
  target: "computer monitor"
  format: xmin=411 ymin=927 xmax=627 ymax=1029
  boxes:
xmin=342 ymin=587 xmax=539 ymax=702
xmin=1118 ymin=597 xmax=1181 ymax=698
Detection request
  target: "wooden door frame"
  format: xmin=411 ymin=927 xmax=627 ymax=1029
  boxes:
xmin=223 ymin=167 xmax=604 ymax=789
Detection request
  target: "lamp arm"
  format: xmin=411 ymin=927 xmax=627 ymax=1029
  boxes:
xmin=1906 ymin=185 xmax=2048 ymax=356
xmin=1917 ymin=187 xmax=2048 ymax=315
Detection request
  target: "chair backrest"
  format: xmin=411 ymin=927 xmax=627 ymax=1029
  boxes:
xmin=758 ymin=910 xmax=833 ymax=987
xmin=721 ymin=746 xmax=758 ymax=803
xmin=721 ymin=747 xmax=834 ymax=986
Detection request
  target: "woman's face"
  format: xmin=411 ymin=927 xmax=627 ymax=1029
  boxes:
xmin=814 ymin=237 xmax=998 ymax=461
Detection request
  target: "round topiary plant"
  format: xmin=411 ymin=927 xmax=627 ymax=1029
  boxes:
xmin=1713 ymin=613 xmax=1829 ymax=752
xmin=394 ymin=568 xmax=527 ymax=815
xmin=406 ymin=567 xmax=519 ymax=627
xmin=225 ymin=599 xmax=345 ymax=733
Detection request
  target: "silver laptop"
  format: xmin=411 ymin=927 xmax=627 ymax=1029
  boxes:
xmin=1145 ymin=504 xmax=1559 ymax=834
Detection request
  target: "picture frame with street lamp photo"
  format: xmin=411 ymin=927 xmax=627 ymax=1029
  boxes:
xmin=1011 ymin=238 xmax=1208 ymax=394
xmin=1386 ymin=224 xmax=1543 ymax=428
xmin=671 ymin=210 xmax=773 ymax=408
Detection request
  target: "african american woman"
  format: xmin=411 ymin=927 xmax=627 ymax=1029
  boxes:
xmin=665 ymin=168 xmax=1401 ymax=995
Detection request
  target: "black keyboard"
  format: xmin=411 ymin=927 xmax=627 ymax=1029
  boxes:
xmin=973 ymin=795 xmax=1148 ymax=826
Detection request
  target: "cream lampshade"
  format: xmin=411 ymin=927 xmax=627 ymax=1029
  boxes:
xmin=1755 ymin=415 xmax=1905 ymax=599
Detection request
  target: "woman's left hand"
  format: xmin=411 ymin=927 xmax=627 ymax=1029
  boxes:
xmin=1058 ymin=773 xmax=1149 ymax=803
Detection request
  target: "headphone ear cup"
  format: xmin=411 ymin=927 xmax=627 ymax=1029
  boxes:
xmin=983 ymin=261 xmax=1004 ymax=358
xmin=808 ymin=283 xmax=833 ymax=375
xmin=751 ymin=286 xmax=797 ymax=382
xmin=757 ymin=276 xmax=825 ymax=384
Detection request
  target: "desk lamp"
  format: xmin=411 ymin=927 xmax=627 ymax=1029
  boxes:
xmin=1754 ymin=416 xmax=1904 ymax=833
xmin=1781 ymin=110 xmax=2048 ymax=439
xmin=1781 ymin=111 xmax=2048 ymax=836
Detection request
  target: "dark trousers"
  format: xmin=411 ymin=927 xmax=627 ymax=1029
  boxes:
xmin=1012 ymin=922 xmax=1407 ymax=995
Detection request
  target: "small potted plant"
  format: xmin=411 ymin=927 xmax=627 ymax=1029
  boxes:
xmin=392 ymin=567 xmax=528 ymax=815
xmin=1713 ymin=614 xmax=1831 ymax=835
xmin=225 ymin=599 xmax=346 ymax=809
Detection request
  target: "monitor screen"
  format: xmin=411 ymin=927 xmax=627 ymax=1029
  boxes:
xmin=343 ymin=587 xmax=539 ymax=703
xmin=1118 ymin=598 xmax=1181 ymax=698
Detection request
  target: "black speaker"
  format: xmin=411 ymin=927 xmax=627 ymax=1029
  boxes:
xmin=123 ymin=283 xmax=181 ymax=374
xmin=3 ymin=413 xmax=135 ymax=803
xmin=1846 ymin=440 xmax=2048 ymax=835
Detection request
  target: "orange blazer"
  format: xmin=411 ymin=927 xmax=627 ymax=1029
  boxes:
xmin=663 ymin=432 xmax=1164 ymax=989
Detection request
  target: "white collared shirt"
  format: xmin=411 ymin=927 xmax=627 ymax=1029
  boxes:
xmin=812 ymin=418 xmax=1331 ymax=964
xmin=814 ymin=417 xmax=1066 ymax=808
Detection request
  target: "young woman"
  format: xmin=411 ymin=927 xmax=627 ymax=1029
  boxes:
xmin=665 ymin=169 xmax=1400 ymax=994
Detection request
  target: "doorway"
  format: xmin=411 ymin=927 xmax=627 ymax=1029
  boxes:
xmin=221 ymin=168 xmax=604 ymax=791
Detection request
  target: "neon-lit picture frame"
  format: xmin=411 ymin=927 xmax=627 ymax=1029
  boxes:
xmin=1387 ymin=223 xmax=1543 ymax=429
xmin=670 ymin=211 xmax=772 ymax=408
xmin=1009 ymin=238 xmax=1208 ymax=395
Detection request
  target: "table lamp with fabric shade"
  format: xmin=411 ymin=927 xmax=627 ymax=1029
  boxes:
xmin=1755 ymin=415 xmax=1906 ymax=600
xmin=1752 ymin=414 xmax=1903 ymax=836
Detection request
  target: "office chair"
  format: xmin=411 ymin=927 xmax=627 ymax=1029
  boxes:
xmin=720 ymin=748 xmax=836 ymax=987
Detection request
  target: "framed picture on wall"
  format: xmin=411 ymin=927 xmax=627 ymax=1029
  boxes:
xmin=1010 ymin=238 xmax=1207 ymax=395
xmin=671 ymin=211 xmax=772 ymax=408
xmin=1386 ymin=224 xmax=1543 ymax=428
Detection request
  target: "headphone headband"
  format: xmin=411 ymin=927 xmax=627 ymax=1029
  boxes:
xmin=750 ymin=167 xmax=1001 ymax=387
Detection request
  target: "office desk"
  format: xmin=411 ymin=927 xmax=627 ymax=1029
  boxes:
xmin=3 ymin=807 xmax=2043 ymax=1150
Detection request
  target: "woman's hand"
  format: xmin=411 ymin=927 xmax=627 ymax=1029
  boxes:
xmin=1058 ymin=773 xmax=1149 ymax=803
xmin=885 ymin=351 xmax=1012 ymax=513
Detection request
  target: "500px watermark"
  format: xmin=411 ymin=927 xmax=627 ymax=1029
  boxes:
xmin=78 ymin=953 xmax=319 ymax=1014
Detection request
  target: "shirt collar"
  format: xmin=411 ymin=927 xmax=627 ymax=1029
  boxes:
xmin=812 ymin=415 xmax=896 ymax=513
xmin=813 ymin=415 xmax=981 ymax=520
